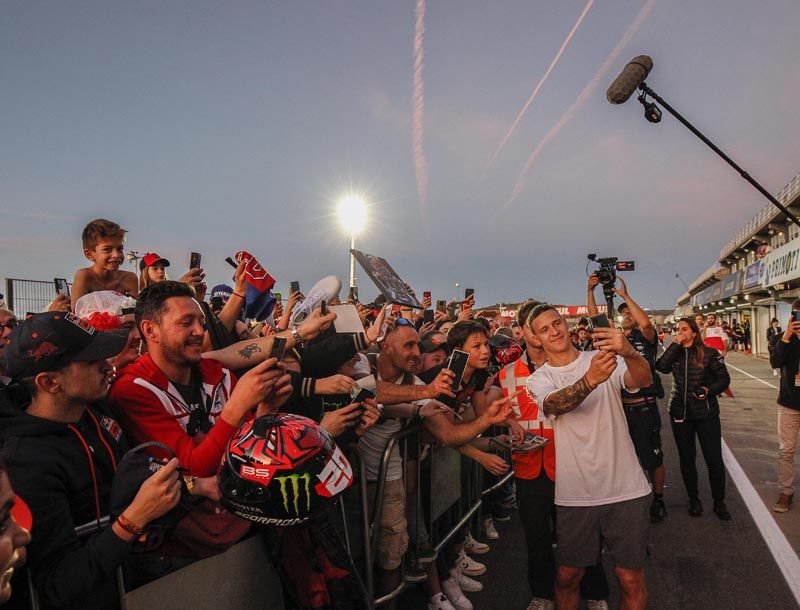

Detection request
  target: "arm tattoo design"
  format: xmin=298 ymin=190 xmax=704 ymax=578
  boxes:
xmin=237 ymin=343 xmax=262 ymax=359
xmin=542 ymin=375 xmax=594 ymax=417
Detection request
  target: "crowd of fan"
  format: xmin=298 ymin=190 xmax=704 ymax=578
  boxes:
xmin=0 ymin=218 xmax=739 ymax=610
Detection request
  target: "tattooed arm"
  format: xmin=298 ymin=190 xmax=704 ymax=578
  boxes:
xmin=542 ymin=375 xmax=595 ymax=417
xmin=202 ymin=336 xmax=276 ymax=369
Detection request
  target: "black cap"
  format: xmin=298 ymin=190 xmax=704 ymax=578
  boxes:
xmin=420 ymin=339 xmax=450 ymax=356
xmin=2 ymin=312 xmax=128 ymax=378
xmin=617 ymin=302 xmax=630 ymax=314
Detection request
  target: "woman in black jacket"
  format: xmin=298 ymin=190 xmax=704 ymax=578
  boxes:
xmin=656 ymin=317 xmax=732 ymax=520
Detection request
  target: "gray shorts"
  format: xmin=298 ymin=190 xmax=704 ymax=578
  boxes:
xmin=555 ymin=493 xmax=651 ymax=570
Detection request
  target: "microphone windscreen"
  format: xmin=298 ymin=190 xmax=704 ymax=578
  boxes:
xmin=606 ymin=55 xmax=653 ymax=104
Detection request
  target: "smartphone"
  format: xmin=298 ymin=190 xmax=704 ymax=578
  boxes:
xmin=351 ymin=387 xmax=375 ymax=404
xmin=269 ymin=336 xmax=287 ymax=362
xmin=273 ymin=292 xmax=282 ymax=303
xmin=190 ymin=252 xmax=202 ymax=269
xmin=436 ymin=299 xmax=447 ymax=313
xmin=320 ymin=300 xmax=328 ymax=316
xmin=290 ymin=281 xmax=300 ymax=295
xmin=793 ymin=311 xmax=800 ymax=324
xmin=590 ymin=314 xmax=610 ymax=328
xmin=348 ymin=286 xmax=359 ymax=303
xmin=54 ymin=278 xmax=70 ymax=298
xmin=423 ymin=309 xmax=434 ymax=324
xmin=464 ymin=288 xmax=474 ymax=300
xmin=445 ymin=349 xmax=470 ymax=394
xmin=225 ymin=256 xmax=238 ymax=269
xmin=423 ymin=291 xmax=431 ymax=302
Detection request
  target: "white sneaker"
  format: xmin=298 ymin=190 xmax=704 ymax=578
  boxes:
xmin=428 ymin=592 xmax=457 ymax=610
xmin=526 ymin=598 xmax=555 ymax=610
xmin=483 ymin=517 xmax=499 ymax=540
xmin=441 ymin=578 xmax=473 ymax=610
xmin=449 ymin=566 xmax=483 ymax=592
xmin=456 ymin=551 xmax=486 ymax=577
xmin=463 ymin=532 xmax=490 ymax=554
xmin=586 ymin=601 xmax=609 ymax=610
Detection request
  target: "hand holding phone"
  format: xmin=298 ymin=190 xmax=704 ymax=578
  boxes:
xmin=423 ymin=309 xmax=434 ymax=325
xmin=54 ymin=278 xmax=70 ymax=298
xmin=269 ymin=336 xmax=287 ymax=362
xmin=290 ymin=281 xmax=301 ymax=295
xmin=445 ymin=349 xmax=470 ymax=394
xmin=590 ymin=314 xmax=610 ymax=329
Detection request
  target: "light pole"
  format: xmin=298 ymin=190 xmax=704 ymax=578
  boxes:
xmin=336 ymin=195 xmax=367 ymax=288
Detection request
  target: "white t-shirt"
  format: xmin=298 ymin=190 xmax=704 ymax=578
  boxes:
xmin=527 ymin=351 xmax=651 ymax=507
xmin=357 ymin=374 xmax=429 ymax=482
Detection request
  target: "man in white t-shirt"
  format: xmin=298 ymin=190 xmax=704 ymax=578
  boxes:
xmin=526 ymin=304 xmax=653 ymax=610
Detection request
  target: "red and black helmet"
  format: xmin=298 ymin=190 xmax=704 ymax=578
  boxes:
xmin=219 ymin=413 xmax=354 ymax=526
xmin=489 ymin=334 xmax=523 ymax=367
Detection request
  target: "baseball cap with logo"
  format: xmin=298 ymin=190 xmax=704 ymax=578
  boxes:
xmin=211 ymin=284 xmax=233 ymax=300
xmin=139 ymin=252 xmax=171 ymax=271
xmin=2 ymin=312 xmax=128 ymax=378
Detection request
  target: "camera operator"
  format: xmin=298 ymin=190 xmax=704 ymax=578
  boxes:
xmin=588 ymin=275 xmax=666 ymax=523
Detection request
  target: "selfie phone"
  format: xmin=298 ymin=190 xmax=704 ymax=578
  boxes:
xmin=436 ymin=299 xmax=447 ymax=313
xmin=348 ymin=286 xmax=359 ymax=302
xmin=269 ymin=336 xmax=287 ymax=362
xmin=273 ymin=292 xmax=282 ymax=303
xmin=290 ymin=281 xmax=301 ymax=294
xmin=590 ymin=314 xmax=610 ymax=328
xmin=793 ymin=311 xmax=800 ymax=324
xmin=54 ymin=278 xmax=70 ymax=298
xmin=320 ymin=300 xmax=328 ymax=316
xmin=190 ymin=252 xmax=202 ymax=269
xmin=423 ymin=309 xmax=434 ymax=324
xmin=225 ymin=256 xmax=238 ymax=269
xmin=445 ymin=349 xmax=470 ymax=394
xmin=423 ymin=291 xmax=431 ymax=302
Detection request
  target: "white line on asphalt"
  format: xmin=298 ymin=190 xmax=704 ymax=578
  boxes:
xmin=726 ymin=362 xmax=778 ymax=390
xmin=722 ymin=440 xmax=800 ymax=605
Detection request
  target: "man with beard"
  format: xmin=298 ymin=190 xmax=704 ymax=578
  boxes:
xmin=527 ymin=304 xmax=652 ymax=610
xmin=109 ymin=281 xmax=293 ymax=578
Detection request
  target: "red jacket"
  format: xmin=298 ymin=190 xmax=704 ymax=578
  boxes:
xmin=109 ymin=353 xmax=238 ymax=477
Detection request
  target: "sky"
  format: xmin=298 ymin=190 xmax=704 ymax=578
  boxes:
xmin=2 ymin=0 xmax=800 ymax=310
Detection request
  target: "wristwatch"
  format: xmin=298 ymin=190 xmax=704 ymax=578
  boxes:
xmin=291 ymin=326 xmax=304 ymax=346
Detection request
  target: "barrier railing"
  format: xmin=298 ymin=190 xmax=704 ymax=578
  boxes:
xmin=4 ymin=278 xmax=67 ymax=316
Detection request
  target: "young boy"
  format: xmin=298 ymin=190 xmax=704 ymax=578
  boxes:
xmin=71 ymin=218 xmax=139 ymax=308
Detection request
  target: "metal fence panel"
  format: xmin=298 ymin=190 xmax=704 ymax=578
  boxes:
xmin=4 ymin=278 xmax=68 ymax=315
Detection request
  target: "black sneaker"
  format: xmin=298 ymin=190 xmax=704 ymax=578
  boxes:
xmin=650 ymin=497 xmax=667 ymax=523
xmin=713 ymin=500 xmax=731 ymax=521
xmin=688 ymin=498 xmax=703 ymax=517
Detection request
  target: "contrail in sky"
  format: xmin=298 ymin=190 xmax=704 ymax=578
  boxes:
xmin=412 ymin=0 xmax=428 ymax=230
xmin=481 ymin=0 xmax=594 ymax=180
xmin=497 ymin=0 xmax=657 ymax=216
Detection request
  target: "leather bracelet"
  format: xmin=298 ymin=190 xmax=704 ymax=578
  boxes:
xmin=117 ymin=513 xmax=144 ymax=537
xmin=414 ymin=404 xmax=423 ymax=419
xmin=583 ymin=374 xmax=596 ymax=391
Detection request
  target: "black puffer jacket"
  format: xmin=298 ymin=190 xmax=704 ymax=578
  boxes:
xmin=655 ymin=342 xmax=731 ymax=420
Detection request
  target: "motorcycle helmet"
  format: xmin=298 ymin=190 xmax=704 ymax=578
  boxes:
xmin=219 ymin=413 xmax=353 ymax=526
xmin=489 ymin=334 xmax=523 ymax=367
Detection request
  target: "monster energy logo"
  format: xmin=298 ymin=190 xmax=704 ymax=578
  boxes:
xmin=275 ymin=473 xmax=312 ymax=516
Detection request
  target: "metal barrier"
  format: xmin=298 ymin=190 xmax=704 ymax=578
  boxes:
xmin=365 ymin=421 xmax=513 ymax=608
xmin=4 ymin=278 xmax=67 ymax=315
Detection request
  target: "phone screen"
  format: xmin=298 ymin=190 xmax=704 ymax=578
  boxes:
xmin=446 ymin=350 xmax=470 ymax=394
xmin=273 ymin=292 xmax=282 ymax=303
xmin=269 ymin=336 xmax=287 ymax=361
xmin=423 ymin=309 xmax=434 ymax=324
xmin=190 ymin=252 xmax=202 ymax=269
xmin=54 ymin=278 xmax=70 ymax=298
xmin=348 ymin=286 xmax=359 ymax=302
xmin=290 ymin=281 xmax=300 ymax=294
xmin=464 ymin=288 xmax=474 ymax=300
xmin=423 ymin=291 xmax=431 ymax=301
xmin=793 ymin=311 xmax=800 ymax=324
xmin=436 ymin=300 xmax=447 ymax=313
xmin=590 ymin=314 xmax=610 ymax=328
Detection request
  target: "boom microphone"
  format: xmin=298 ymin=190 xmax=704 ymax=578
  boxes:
xmin=606 ymin=55 xmax=653 ymax=104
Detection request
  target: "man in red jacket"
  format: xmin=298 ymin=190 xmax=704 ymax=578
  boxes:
xmin=109 ymin=281 xmax=293 ymax=567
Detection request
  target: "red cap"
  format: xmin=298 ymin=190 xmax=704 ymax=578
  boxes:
xmin=139 ymin=253 xmax=171 ymax=271
xmin=11 ymin=495 xmax=32 ymax=531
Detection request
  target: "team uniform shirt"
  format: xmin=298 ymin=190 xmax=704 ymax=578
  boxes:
xmin=704 ymin=325 xmax=727 ymax=352
xmin=527 ymin=351 xmax=651 ymax=507
xmin=357 ymin=374 xmax=430 ymax=482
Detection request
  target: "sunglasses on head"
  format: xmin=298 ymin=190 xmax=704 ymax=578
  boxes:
xmin=395 ymin=317 xmax=414 ymax=327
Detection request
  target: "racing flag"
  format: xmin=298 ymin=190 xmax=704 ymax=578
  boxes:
xmin=234 ymin=250 xmax=277 ymax=321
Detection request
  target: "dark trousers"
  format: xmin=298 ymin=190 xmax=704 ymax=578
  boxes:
xmin=671 ymin=414 xmax=726 ymax=501
xmin=516 ymin=473 xmax=609 ymax=601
